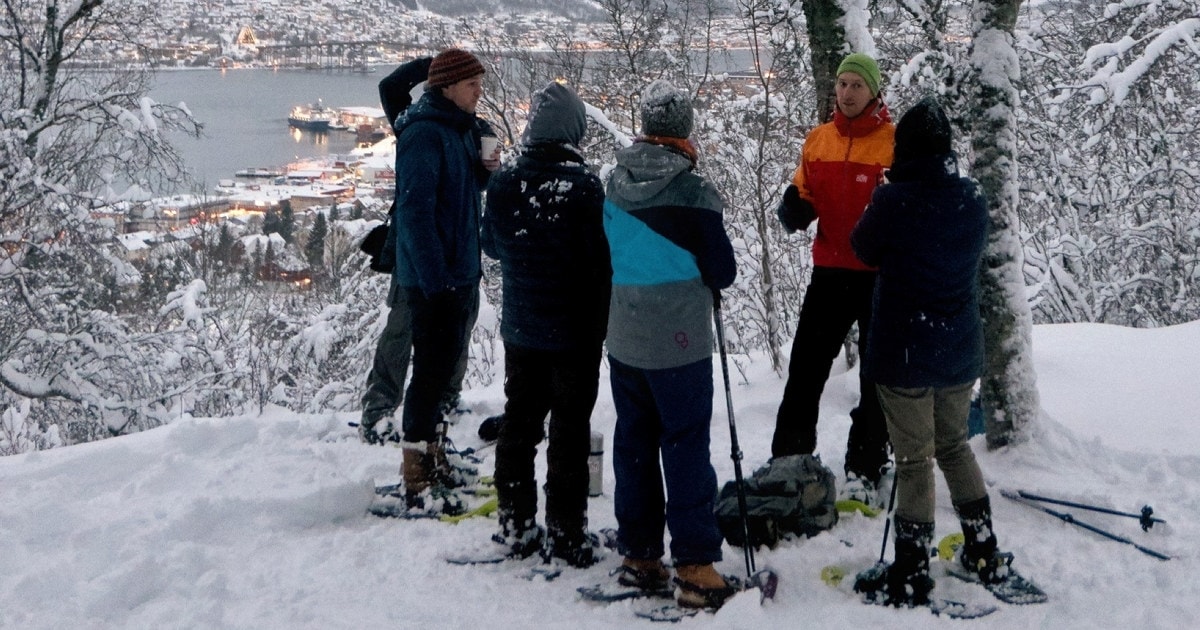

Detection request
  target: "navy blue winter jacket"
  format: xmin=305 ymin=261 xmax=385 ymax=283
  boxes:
xmin=482 ymin=143 xmax=610 ymax=351
xmin=390 ymin=90 xmax=490 ymax=297
xmin=850 ymin=152 xmax=989 ymax=388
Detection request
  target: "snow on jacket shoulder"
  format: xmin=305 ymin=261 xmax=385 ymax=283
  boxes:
xmin=482 ymin=143 xmax=610 ymax=351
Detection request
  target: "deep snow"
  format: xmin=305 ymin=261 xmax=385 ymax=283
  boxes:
xmin=3 ymin=321 xmax=1197 ymax=629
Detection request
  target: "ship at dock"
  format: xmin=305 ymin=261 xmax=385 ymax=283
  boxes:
xmin=287 ymin=100 xmax=338 ymax=131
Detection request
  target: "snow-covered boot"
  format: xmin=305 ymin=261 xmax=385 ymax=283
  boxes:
xmin=491 ymin=515 xmax=543 ymax=559
xmin=494 ymin=479 xmax=542 ymax=558
xmin=358 ymin=414 xmax=398 ymax=445
xmin=543 ymin=524 xmax=600 ymax=568
xmin=839 ymin=471 xmax=880 ymax=507
xmin=402 ymin=445 xmax=466 ymax=515
xmin=854 ymin=518 xmax=934 ymax=607
xmin=674 ymin=564 xmax=739 ymax=610
xmin=544 ymin=470 xmax=596 ymax=567
xmin=956 ymin=496 xmax=1012 ymax=585
xmin=428 ymin=440 xmax=478 ymax=489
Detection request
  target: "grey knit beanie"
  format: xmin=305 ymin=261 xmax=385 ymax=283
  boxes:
xmin=639 ymin=80 xmax=693 ymax=139
xmin=522 ymin=81 xmax=587 ymax=147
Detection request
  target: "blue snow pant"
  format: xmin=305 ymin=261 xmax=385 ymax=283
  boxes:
xmin=609 ymin=356 xmax=723 ymax=567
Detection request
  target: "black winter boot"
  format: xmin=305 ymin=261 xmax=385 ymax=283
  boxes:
xmin=956 ymin=496 xmax=1012 ymax=585
xmin=542 ymin=525 xmax=600 ymax=568
xmin=543 ymin=489 xmax=597 ymax=568
xmin=854 ymin=518 xmax=934 ymax=607
xmin=494 ymin=479 xmax=542 ymax=558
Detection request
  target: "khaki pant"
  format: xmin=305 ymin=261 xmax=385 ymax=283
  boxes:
xmin=877 ymin=381 xmax=987 ymax=523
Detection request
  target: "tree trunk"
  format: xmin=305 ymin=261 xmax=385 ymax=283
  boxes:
xmin=968 ymin=0 xmax=1040 ymax=449
xmin=801 ymin=0 xmax=846 ymax=123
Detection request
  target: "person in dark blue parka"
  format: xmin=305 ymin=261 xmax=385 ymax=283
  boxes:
xmin=480 ymin=81 xmax=610 ymax=567
xmin=391 ymin=49 xmax=500 ymax=512
xmin=850 ymin=97 xmax=1035 ymax=607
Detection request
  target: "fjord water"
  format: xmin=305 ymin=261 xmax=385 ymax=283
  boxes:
xmin=149 ymin=68 xmax=385 ymax=193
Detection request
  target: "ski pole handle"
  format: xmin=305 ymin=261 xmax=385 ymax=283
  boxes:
xmin=1016 ymin=490 xmax=1165 ymax=530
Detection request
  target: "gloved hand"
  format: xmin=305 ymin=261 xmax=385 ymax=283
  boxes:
xmin=776 ymin=184 xmax=816 ymax=234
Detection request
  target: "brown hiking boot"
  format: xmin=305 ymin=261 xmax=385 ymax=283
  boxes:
xmin=427 ymin=441 xmax=479 ymax=489
xmin=402 ymin=446 xmax=466 ymax=515
xmin=674 ymin=564 xmax=738 ymax=609
xmin=402 ymin=447 xmax=431 ymax=507
xmin=618 ymin=557 xmax=670 ymax=591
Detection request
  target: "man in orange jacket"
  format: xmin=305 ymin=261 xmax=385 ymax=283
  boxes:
xmin=773 ymin=52 xmax=895 ymax=506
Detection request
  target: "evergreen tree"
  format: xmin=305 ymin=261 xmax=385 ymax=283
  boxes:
xmin=263 ymin=240 xmax=277 ymax=281
xmin=306 ymin=212 xmax=328 ymax=270
xmin=262 ymin=208 xmax=282 ymax=236
xmin=279 ymin=202 xmax=296 ymax=244
xmin=250 ymin=244 xmax=264 ymax=283
xmin=216 ymin=223 xmax=236 ymax=269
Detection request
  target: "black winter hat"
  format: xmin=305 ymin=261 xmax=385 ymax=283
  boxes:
xmin=522 ymin=81 xmax=587 ymax=147
xmin=894 ymin=96 xmax=952 ymax=163
xmin=639 ymin=80 xmax=693 ymax=139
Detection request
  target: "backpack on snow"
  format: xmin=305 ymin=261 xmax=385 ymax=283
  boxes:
xmin=714 ymin=454 xmax=838 ymax=549
xmin=360 ymin=56 xmax=432 ymax=274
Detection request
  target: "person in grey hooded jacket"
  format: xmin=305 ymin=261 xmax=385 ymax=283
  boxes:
xmin=603 ymin=80 xmax=738 ymax=610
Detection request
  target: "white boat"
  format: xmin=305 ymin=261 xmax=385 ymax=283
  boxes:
xmin=287 ymin=100 xmax=338 ymax=131
xmin=235 ymin=167 xmax=284 ymax=178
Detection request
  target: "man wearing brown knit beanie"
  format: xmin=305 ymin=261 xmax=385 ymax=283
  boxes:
xmin=390 ymin=48 xmax=500 ymax=514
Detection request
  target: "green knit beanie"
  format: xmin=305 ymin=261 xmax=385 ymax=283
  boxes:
xmin=836 ymin=53 xmax=881 ymax=97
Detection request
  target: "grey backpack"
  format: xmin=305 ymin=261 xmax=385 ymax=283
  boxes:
xmin=715 ymin=454 xmax=838 ymax=548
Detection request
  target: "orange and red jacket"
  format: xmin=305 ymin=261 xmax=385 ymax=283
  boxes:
xmin=791 ymin=100 xmax=895 ymax=271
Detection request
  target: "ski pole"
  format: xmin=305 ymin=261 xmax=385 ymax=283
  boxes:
xmin=712 ymin=291 xmax=755 ymax=578
xmin=878 ymin=462 xmax=900 ymax=563
xmin=1001 ymin=490 xmax=1171 ymax=561
xmin=1015 ymin=490 xmax=1164 ymax=531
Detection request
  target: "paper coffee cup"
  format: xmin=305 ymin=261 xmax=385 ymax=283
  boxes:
xmin=481 ymin=136 xmax=500 ymax=159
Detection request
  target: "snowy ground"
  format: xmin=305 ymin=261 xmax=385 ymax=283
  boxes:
xmin=3 ymin=321 xmax=1197 ymax=629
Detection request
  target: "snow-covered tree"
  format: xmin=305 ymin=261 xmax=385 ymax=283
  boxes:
xmin=588 ymin=0 xmax=672 ymax=133
xmin=0 ymin=0 xmax=201 ymax=449
xmin=966 ymin=0 xmax=1039 ymax=448
xmin=1015 ymin=1 xmax=1200 ymax=326
xmin=698 ymin=0 xmax=815 ymax=374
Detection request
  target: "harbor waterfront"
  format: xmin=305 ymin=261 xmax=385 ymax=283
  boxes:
xmin=150 ymin=68 xmax=388 ymax=193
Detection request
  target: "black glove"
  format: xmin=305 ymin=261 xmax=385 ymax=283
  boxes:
xmin=776 ymin=184 xmax=816 ymax=234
